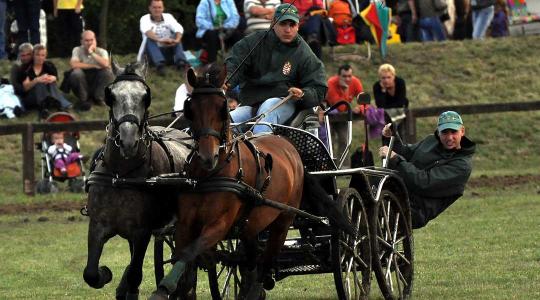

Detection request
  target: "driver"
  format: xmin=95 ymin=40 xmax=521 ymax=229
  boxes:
xmin=378 ymin=111 xmax=476 ymax=229
xmin=225 ymin=3 xmax=327 ymax=134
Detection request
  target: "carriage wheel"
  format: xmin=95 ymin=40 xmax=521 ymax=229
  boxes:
xmin=208 ymin=239 xmax=242 ymax=300
xmin=332 ymin=188 xmax=372 ymax=300
xmin=371 ymin=189 xmax=414 ymax=300
xmin=154 ymin=227 xmax=176 ymax=287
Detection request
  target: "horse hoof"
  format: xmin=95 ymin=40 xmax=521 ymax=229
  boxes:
xmin=125 ymin=291 xmax=139 ymax=300
xmin=148 ymin=287 xmax=169 ymax=300
xmin=263 ymin=275 xmax=275 ymax=290
xmin=83 ymin=265 xmax=113 ymax=289
xmin=99 ymin=266 xmax=113 ymax=285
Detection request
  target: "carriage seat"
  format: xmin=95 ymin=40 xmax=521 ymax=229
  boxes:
xmin=283 ymin=107 xmax=320 ymax=131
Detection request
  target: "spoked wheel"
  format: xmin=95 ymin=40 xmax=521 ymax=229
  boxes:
xmin=154 ymin=224 xmax=176 ymax=287
xmin=208 ymin=239 xmax=243 ymax=300
xmin=332 ymin=188 xmax=372 ymax=300
xmin=371 ymin=189 xmax=414 ymax=300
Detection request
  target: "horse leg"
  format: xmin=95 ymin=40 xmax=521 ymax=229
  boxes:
xmin=151 ymin=212 xmax=236 ymax=299
xmin=83 ymin=220 xmax=113 ymax=289
xmin=245 ymin=213 xmax=295 ymax=300
xmin=238 ymin=237 xmax=260 ymax=299
xmin=115 ymin=231 xmax=151 ymax=300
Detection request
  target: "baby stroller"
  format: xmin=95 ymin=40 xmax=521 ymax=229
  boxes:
xmin=36 ymin=112 xmax=86 ymax=194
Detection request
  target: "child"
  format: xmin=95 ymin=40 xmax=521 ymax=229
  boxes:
xmin=47 ymin=132 xmax=81 ymax=176
xmin=491 ymin=0 xmax=509 ymax=37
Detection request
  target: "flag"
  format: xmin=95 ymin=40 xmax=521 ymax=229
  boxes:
xmin=360 ymin=1 xmax=391 ymax=58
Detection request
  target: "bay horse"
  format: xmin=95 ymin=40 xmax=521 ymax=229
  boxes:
xmin=151 ymin=64 xmax=354 ymax=299
xmin=83 ymin=60 xmax=195 ymax=299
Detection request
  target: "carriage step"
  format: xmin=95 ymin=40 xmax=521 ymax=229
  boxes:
xmin=279 ymin=264 xmax=322 ymax=274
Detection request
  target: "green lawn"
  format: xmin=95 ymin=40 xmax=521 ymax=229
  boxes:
xmin=0 ymin=186 xmax=538 ymax=299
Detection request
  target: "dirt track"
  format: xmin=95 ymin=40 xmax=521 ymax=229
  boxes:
xmin=0 ymin=174 xmax=538 ymax=215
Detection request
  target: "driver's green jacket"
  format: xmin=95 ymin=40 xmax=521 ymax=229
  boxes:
xmin=388 ymin=133 xmax=476 ymax=229
xmin=226 ymin=30 xmax=327 ymax=109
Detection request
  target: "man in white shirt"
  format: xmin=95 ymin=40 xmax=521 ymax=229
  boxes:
xmin=67 ymin=30 xmax=113 ymax=111
xmin=244 ymin=0 xmax=281 ymax=33
xmin=139 ymin=0 xmax=188 ymax=75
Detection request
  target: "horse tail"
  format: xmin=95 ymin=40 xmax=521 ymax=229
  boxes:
xmin=303 ymin=172 xmax=356 ymax=236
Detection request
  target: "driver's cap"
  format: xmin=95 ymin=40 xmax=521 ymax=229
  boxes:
xmin=274 ymin=4 xmax=300 ymax=24
xmin=437 ymin=111 xmax=463 ymax=132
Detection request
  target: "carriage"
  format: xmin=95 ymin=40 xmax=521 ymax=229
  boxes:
xmin=141 ymin=101 xmax=414 ymax=300
xmin=84 ymin=62 xmax=413 ymax=300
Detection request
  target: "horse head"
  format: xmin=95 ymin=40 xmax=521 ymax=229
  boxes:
xmin=105 ymin=59 xmax=151 ymax=159
xmin=184 ymin=63 xmax=229 ymax=171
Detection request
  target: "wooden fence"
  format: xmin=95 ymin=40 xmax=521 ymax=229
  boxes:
xmin=1 ymin=100 xmax=540 ymax=195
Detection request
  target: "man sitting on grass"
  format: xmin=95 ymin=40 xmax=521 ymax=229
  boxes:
xmin=379 ymin=111 xmax=476 ymax=229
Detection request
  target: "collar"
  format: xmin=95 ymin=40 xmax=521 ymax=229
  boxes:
xmin=150 ymin=14 xmax=164 ymax=22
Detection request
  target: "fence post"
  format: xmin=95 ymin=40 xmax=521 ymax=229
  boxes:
xmin=404 ymin=110 xmax=417 ymax=143
xmin=22 ymin=123 xmax=35 ymax=196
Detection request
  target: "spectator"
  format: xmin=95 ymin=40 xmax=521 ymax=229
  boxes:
xmin=10 ymin=43 xmax=34 ymax=102
xmin=453 ymin=0 xmax=471 ymax=40
xmin=66 ymin=30 xmax=113 ymax=112
xmin=138 ymin=0 xmax=188 ymax=76
xmin=396 ymin=0 xmax=421 ymax=42
xmin=226 ymin=88 xmax=239 ymax=110
xmin=471 ymin=0 xmax=495 ymax=39
xmin=196 ymin=0 xmax=241 ymax=64
xmin=0 ymin=0 xmax=6 ymax=59
xmin=411 ymin=0 xmax=447 ymax=41
xmin=53 ymin=0 xmax=84 ymax=57
xmin=13 ymin=0 xmax=41 ymax=46
xmin=372 ymin=64 xmax=409 ymax=143
xmin=378 ymin=111 xmax=476 ymax=229
xmin=226 ymin=4 xmax=327 ymax=134
xmin=244 ymin=0 xmax=280 ymax=33
xmin=328 ymin=0 xmax=355 ymax=45
xmin=47 ymin=131 xmax=82 ymax=176
xmin=284 ymin=0 xmax=337 ymax=58
xmin=490 ymin=0 xmax=508 ymax=38
xmin=15 ymin=44 xmax=71 ymax=116
xmin=325 ymin=64 xmax=364 ymax=166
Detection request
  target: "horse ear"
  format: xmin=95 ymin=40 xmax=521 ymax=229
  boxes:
xmin=135 ymin=58 xmax=149 ymax=79
xmin=111 ymin=55 xmax=123 ymax=76
xmin=187 ymin=68 xmax=197 ymax=88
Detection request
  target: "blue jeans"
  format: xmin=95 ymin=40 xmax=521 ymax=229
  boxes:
xmin=230 ymin=97 xmax=296 ymax=134
xmin=145 ymin=39 xmax=187 ymax=66
xmin=418 ymin=16 xmax=446 ymax=42
xmin=0 ymin=0 xmax=6 ymax=59
xmin=472 ymin=6 xmax=494 ymax=40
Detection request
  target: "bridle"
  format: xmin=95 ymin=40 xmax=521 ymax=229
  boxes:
xmin=185 ymin=85 xmax=229 ymax=148
xmin=104 ymin=73 xmax=152 ymax=149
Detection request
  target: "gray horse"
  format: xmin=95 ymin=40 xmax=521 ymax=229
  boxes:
xmin=83 ymin=60 xmax=194 ymax=299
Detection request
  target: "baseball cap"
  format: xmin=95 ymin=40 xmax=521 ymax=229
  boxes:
xmin=437 ymin=111 xmax=463 ymax=132
xmin=274 ymin=4 xmax=300 ymax=24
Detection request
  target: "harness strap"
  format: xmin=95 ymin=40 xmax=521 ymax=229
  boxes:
xmin=242 ymin=138 xmax=268 ymax=192
xmin=149 ymin=131 xmax=177 ymax=173
xmin=235 ymin=141 xmax=243 ymax=180
xmin=193 ymin=177 xmax=329 ymax=225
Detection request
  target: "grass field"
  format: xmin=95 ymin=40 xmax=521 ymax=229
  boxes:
xmin=1 ymin=35 xmax=540 ymax=299
xmin=1 ymin=184 xmax=538 ymax=299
